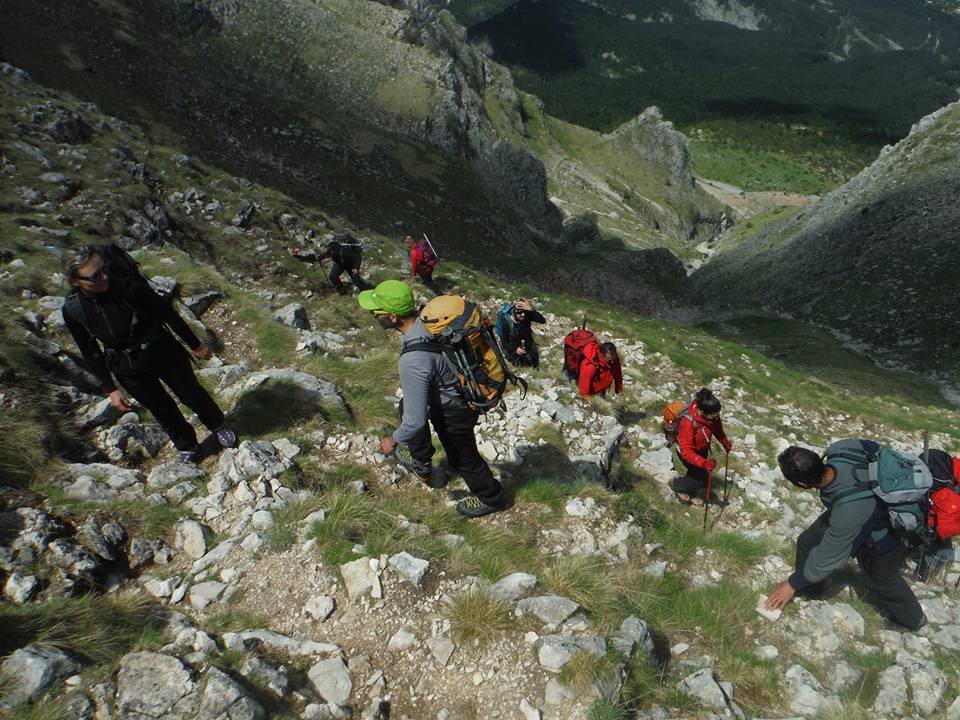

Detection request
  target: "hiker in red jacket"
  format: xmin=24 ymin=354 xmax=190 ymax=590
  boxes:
xmin=404 ymin=235 xmax=439 ymax=294
xmin=578 ymin=341 xmax=623 ymax=398
xmin=670 ymin=387 xmax=732 ymax=506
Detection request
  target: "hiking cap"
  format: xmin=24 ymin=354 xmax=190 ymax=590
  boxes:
xmin=358 ymin=280 xmax=415 ymax=315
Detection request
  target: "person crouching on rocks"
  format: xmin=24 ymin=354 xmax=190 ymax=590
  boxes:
xmin=764 ymin=442 xmax=926 ymax=631
xmin=62 ymin=244 xmax=237 ymax=464
xmin=359 ymin=280 xmax=510 ymax=519
xmin=669 ymin=387 xmax=732 ymax=506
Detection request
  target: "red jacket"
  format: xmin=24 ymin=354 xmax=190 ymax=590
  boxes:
xmin=676 ymin=402 xmax=728 ymax=469
xmin=410 ymin=246 xmax=425 ymax=277
xmin=578 ymin=342 xmax=623 ymax=397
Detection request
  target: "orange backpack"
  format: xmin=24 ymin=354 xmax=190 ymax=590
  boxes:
xmin=662 ymin=401 xmax=693 ymax=445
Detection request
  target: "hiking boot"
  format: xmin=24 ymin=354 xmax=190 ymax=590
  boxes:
xmin=883 ymin=613 xmax=927 ymax=633
xmin=456 ymin=496 xmax=508 ymax=519
xmin=393 ymin=443 xmax=430 ymax=477
xmin=178 ymin=446 xmax=200 ymax=465
xmin=215 ymin=423 xmax=238 ymax=449
xmin=421 ymin=466 xmax=449 ymax=490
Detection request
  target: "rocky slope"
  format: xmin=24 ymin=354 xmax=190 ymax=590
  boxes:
xmin=2 ymin=60 xmax=960 ymax=720
xmin=691 ymin=100 xmax=960 ymax=387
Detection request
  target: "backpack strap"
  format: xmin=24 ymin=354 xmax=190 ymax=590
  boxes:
xmin=400 ymin=339 xmax=442 ymax=356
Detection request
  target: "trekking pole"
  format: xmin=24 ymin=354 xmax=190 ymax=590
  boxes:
xmin=581 ymin=314 xmax=587 ymax=330
xmin=702 ymin=455 xmax=714 ymax=532
xmin=915 ymin=431 xmax=931 ymax=581
xmin=709 ymin=451 xmax=731 ymax=531
xmin=422 ymin=233 xmax=439 ymax=261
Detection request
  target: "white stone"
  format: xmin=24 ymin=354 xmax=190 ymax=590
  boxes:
xmin=387 ymin=628 xmax=418 ymax=652
xmin=388 ymin=552 xmax=429 ymax=586
xmin=251 ymin=510 xmax=274 ymax=531
xmin=174 ymin=519 xmax=209 ymax=560
xmin=519 ymin=699 xmax=541 ymax=720
xmin=339 ymin=557 xmax=382 ymax=600
xmin=306 ymin=595 xmax=336 ymax=622
xmin=308 ymin=658 xmax=352 ymax=707
xmin=489 ymin=572 xmax=537 ymax=601
xmin=427 ymin=637 xmax=455 ymax=667
xmin=190 ymin=581 xmax=227 ymax=611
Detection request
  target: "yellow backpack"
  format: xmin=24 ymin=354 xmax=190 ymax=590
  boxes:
xmin=409 ymin=295 xmax=527 ymax=413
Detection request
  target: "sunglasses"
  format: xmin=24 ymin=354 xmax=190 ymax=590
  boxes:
xmin=75 ymin=267 xmax=108 ymax=282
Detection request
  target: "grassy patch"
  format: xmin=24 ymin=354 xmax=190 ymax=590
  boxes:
xmin=558 ymin=648 xmax=621 ymax=694
xmin=0 ymin=593 xmax=166 ymax=663
xmin=202 ymin=609 xmax=272 ymax=635
xmin=268 ymin=498 xmax=327 ymax=551
xmin=447 ymin=588 xmax=512 ymax=645
xmin=587 ymin=698 xmax=629 ymax=720
xmin=39 ymin=490 xmax=189 ymax=539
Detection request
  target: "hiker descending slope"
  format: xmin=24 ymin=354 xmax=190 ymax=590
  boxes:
xmin=61 ymin=244 xmax=237 ymax=464
xmin=668 ymin=388 xmax=732 ymax=506
xmin=359 ymin=280 xmax=511 ymax=519
xmin=289 ymin=232 xmax=372 ymax=294
xmin=495 ymin=299 xmax=545 ymax=368
xmin=404 ymin=234 xmax=439 ymax=294
xmin=563 ymin=324 xmax=623 ymax=398
xmin=765 ymin=441 xmax=932 ymax=630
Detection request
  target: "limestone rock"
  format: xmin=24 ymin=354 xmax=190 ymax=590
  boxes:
xmin=516 ymin=596 xmax=580 ymax=627
xmin=306 ymin=595 xmax=336 ymax=622
xmin=308 ymin=658 xmax=352 ymax=707
xmin=275 ymin=303 xmax=310 ymax=330
xmin=97 ymin=423 xmax=169 ymax=463
xmin=148 ymin=463 xmax=206 ymax=490
xmin=678 ymin=668 xmax=727 ymax=710
xmin=489 ymin=572 xmax=537 ymax=602
xmin=116 ymin=652 xmax=197 ymax=719
xmin=340 ymin=558 xmax=382 ymax=600
xmin=388 ymin=552 xmax=429 ymax=586
xmin=785 ymin=665 xmax=840 ymax=717
xmin=174 ymin=519 xmax=211 ymax=560
xmin=1 ymin=644 xmax=79 ymax=705
xmin=218 ymin=441 xmax=293 ymax=483
xmin=198 ymin=667 xmax=265 ymax=720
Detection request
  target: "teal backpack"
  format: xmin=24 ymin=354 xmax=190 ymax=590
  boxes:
xmin=829 ymin=443 xmax=935 ymax=545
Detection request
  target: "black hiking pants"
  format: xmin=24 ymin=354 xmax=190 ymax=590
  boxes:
xmin=795 ymin=513 xmax=925 ymax=629
xmin=671 ymin=450 xmax=713 ymax=499
xmin=416 ymin=269 xmax=439 ymax=294
xmin=329 ymin=262 xmax=371 ymax=294
xmin=115 ymin=347 xmax=224 ymax=451
xmin=401 ymin=401 xmax=505 ymax=507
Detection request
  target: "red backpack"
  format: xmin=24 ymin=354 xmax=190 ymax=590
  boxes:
xmin=415 ymin=239 xmax=438 ymax=271
xmin=563 ymin=329 xmax=596 ymax=377
xmin=928 ymin=456 xmax=960 ymax=540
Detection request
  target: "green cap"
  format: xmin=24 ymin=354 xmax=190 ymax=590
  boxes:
xmin=358 ymin=280 xmax=415 ymax=316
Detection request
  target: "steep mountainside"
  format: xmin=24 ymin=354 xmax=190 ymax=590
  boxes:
xmin=0 ymin=0 xmax=720 ymax=299
xmin=690 ymin=101 xmax=960 ymax=386
xmin=3 ymin=62 xmax=960 ymax=720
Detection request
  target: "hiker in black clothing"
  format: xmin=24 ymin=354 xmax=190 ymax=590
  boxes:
xmin=289 ymin=233 xmax=371 ymax=295
xmin=62 ymin=245 xmax=237 ymax=464
xmin=495 ymin=299 xmax=545 ymax=368
xmin=765 ymin=442 xmax=926 ymax=631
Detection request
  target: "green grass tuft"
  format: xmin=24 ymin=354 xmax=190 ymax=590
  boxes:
xmin=447 ymin=588 xmax=512 ymax=645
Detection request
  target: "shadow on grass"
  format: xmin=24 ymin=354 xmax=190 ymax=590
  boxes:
xmin=504 ymin=444 xmax=607 ymax=501
xmin=227 ymin=379 xmax=330 ymax=436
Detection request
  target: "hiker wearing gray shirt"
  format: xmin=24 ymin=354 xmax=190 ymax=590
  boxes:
xmin=765 ymin=440 xmax=925 ymax=631
xmin=358 ymin=280 xmax=508 ymax=519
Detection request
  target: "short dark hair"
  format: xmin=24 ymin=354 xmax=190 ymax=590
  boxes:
xmin=64 ymin=244 xmax=99 ymax=279
xmin=695 ymin=387 xmax=721 ymax=415
xmin=599 ymin=342 xmax=617 ymax=357
xmin=778 ymin=446 xmax=824 ymax=488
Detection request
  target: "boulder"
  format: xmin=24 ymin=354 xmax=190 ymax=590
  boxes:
xmin=489 ymin=572 xmax=537 ymax=602
xmin=174 ymin=519 xmax=211 ymax=560
xmin=306 ymin=595 xmax=336 ymax=622
xmin=190 ymin=581 xmax=228 ymax=611
xmin=97 ymin=423 xmax=168 ymax=463
xmin=516 ymin=596 xmax=580 ymax=627
xmin=274 ymin=303 xmax=310 ymax=330
xmin=678 ymin=668 xmax=727 ymax=710
xmin=218 ymin=441 xmax=293 ymax=483
xmin=784 ymin=665 xmax=841 ymax=717
xmin=223 ymin=368 xmax=347 ymax=414
xmin=387 ymin=552 xmax=429 ymax=586
xmin=4 ymin=572 xmax=40 ymax=604
xmin=308 ymin=658 xmax=352 ymax=707
xmin=148 ymin=463 xmax=206 ymax=490
xmin=0 ymin=644 xmax=79 ymax=705
xmin=116 ymin=652 xmax=197 ymax=718
xmin=198 ymin=667 xmax=265 ymax=720
xmin=340 ymin=558 xmax=381 ymax=600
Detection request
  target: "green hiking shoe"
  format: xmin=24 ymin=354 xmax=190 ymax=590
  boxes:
xmin=456 ymin=496 xmax=508 ymax=519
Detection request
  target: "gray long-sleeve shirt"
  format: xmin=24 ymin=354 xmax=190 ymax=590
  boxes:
xmin=392 ymin=319 xmax=465 ymax=444
xmin=789 ymin=439 xmax=893 ymax=589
